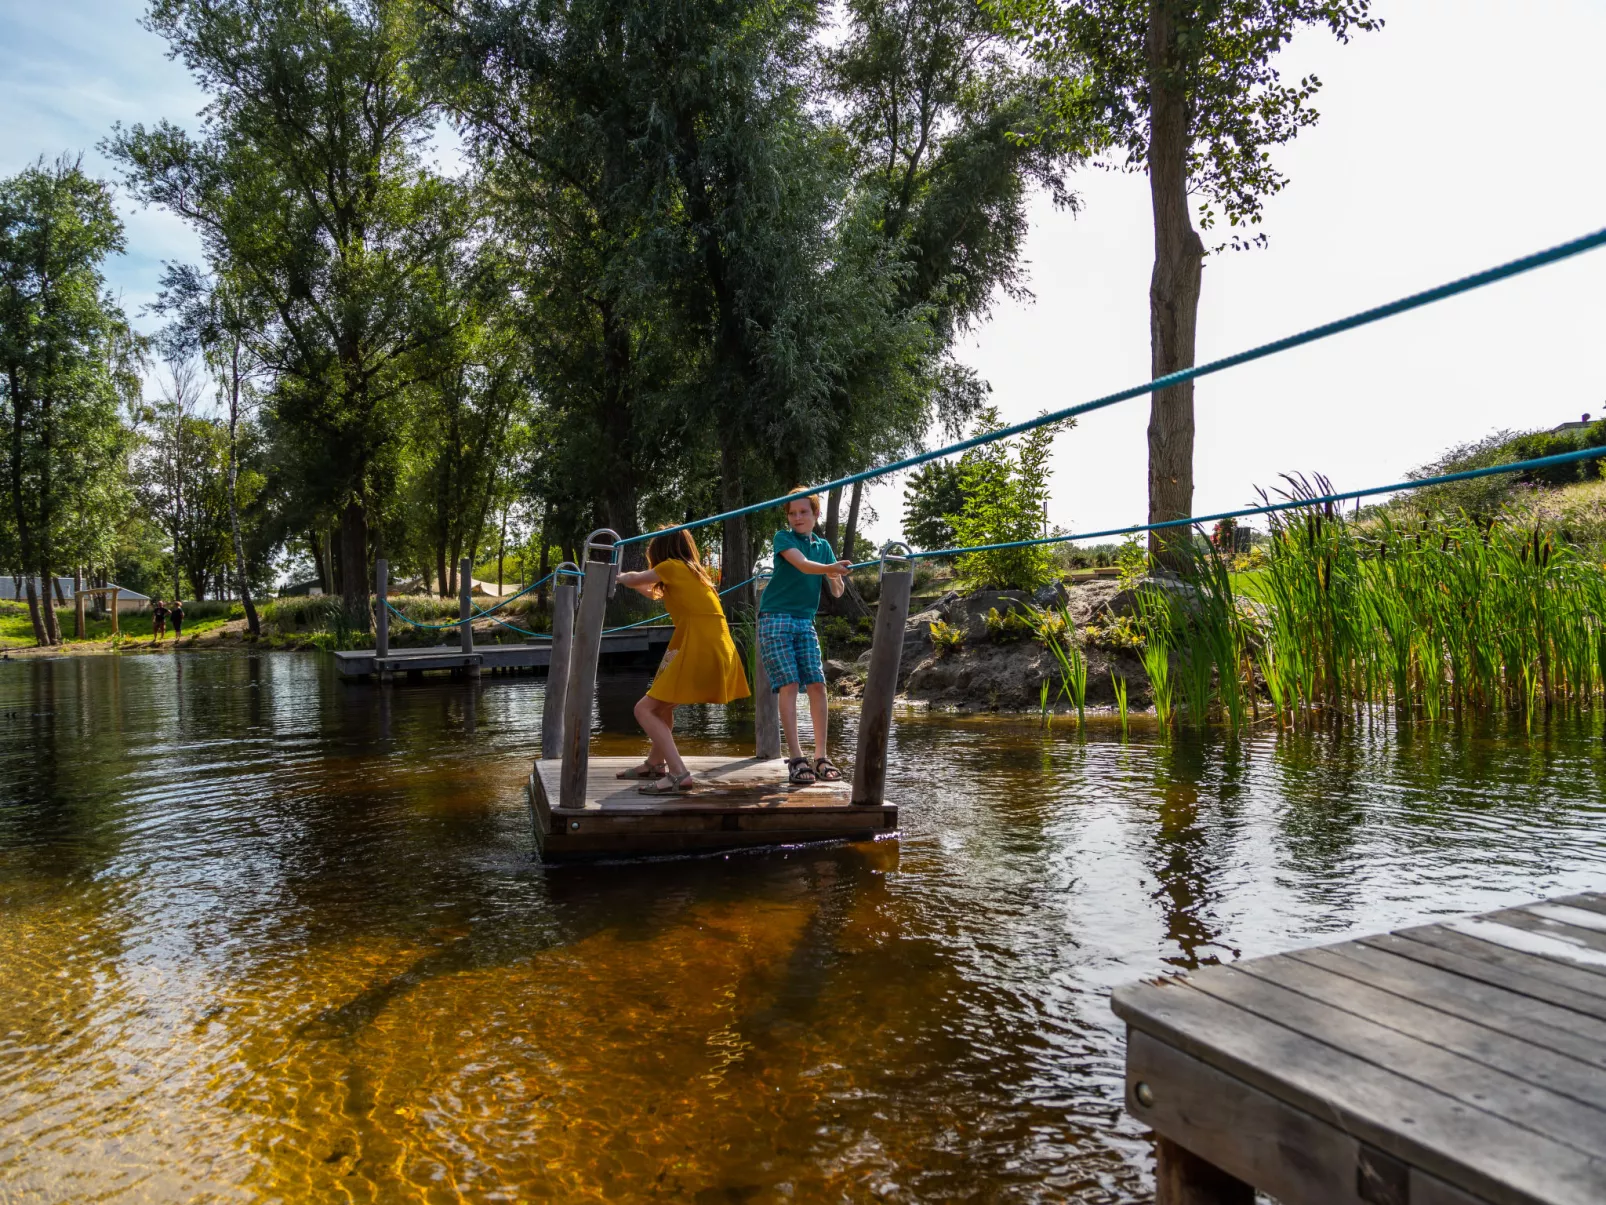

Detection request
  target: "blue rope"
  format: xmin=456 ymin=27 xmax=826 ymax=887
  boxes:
xmin=623 ymin=225 xmax=1606 ymax=548
xmin=839 ymin=444 xmax=1606 ymax=568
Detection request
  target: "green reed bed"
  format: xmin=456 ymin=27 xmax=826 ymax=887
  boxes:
xmin=1146 ymin=497 xmax=1606 ymax=729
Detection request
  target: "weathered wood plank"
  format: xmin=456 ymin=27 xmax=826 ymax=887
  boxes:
xmin=1155 ymin=1135 xmax=1254 ymax=1205
xmin=1185 ymin=966 xmax=1606 ymax=1159
xmin=1379 ymin=929 xmax=1606 ymax=1011
xmin=1473 ymin=908 xmax=1606 ymax=968
xmin=1234 ymin=954 xmax=1606 ymax=1118
xmin=1553 ymin=892 xmax=1606 ymax=918
xmin=1127 ymin=1027 xmax=1366 ymax=1205
xmin=1113 ymin=979 xmax=1606 ymax=1205
xmin=1296 ymin=943 xmax=1606 ymax=1066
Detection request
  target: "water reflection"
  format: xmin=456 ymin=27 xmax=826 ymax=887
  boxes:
xmin=2 ymin=656 xmax=1605 ymax=1202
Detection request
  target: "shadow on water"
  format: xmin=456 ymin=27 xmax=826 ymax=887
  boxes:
xmin=3 ymin=656 xmax=1606 ymax=1201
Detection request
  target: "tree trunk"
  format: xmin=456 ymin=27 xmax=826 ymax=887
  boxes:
xmin=38 ymin=393 xmax=60 ymax=646
xmin=537 ymin=501 xmax=552 ymax=610
xmin=719 ymin=438 xmax=752 ymax=615
xmin=338 ymin=500 xmax=371 ymax=632
xmin=824 ymin=486 xmax=842 ymax=552
xmin=841 ymin=479 xmax=865 ymax=562
xmin=1145 ymin=0 xmax=1205 ymax=572
xmin=225 ymin=344 xmax=260 ymax=636
xmin=8 ymin=372 xmax=47 ymax=647
xmin=309 ymin=528 xmax=329 ymax=595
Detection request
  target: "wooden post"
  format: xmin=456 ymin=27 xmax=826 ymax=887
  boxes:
xmin=753 ymin=576 xmax=780 ymax=759
xmin=110 ymin=588 xmax=119 ymax=636
xmin=560 ymin=556 xmax=612 ymax=807
xmin=851 ymin=559 xmax=912 ymax=806
xmin=74 ymin=591 xmax=85 ymax=640
xmin=458 ymin=556 xmax=476 ymax=674
xmin=542 ymin=573 xmax=577 ymax=760
xmin=375 ymin=557 xmax=389 ymax=661
xmin=1155 ymin=1136 xmax=1254 ymax=1205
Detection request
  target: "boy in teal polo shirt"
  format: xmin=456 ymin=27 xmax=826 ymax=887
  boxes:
xmin=758 ymin=490 xmax=852 ymax=785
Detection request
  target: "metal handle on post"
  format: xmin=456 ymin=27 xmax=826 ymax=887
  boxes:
xmin=584 ymin=528 xmax=623 ymax=599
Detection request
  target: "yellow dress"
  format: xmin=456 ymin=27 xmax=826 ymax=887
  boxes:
xmin=646 ymin=560 xmax=752 ymax=705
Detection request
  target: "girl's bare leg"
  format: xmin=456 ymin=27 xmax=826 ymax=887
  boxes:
xmin=805 ymin=682 xmax=830 ymax=762
xmin=633 ymin=696 xmax=688 ymax=777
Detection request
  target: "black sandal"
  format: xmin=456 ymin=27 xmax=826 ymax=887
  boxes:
xmin=786 ymin=757 xmax=817 ymax=786
xmin=813 ymin=757 xmax=844 ymax=783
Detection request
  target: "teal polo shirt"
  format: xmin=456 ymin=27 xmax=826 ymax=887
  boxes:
xmin=758 ymin=529 xmax=836 ymax=618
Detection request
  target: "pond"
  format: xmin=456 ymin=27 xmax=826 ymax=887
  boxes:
xmin=2 ymin=653 xmax=1604 ymax=1202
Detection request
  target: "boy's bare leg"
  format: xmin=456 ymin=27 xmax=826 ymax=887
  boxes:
xmin=632 ymin=697 xmax=685 ymax=775
xmin=805 ymin=682 xmax=829 ymax=763
xmin=778 ymin=682 xmax=804 ymax=761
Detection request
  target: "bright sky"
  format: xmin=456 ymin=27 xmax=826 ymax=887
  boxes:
xmin=4 ymin=0 xmax=1604 ymax=548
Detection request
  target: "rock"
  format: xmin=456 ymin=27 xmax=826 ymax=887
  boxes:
xmin=823 ymin=658 xmax=857 ymax=685
xmin=946 ymin=589 xmax=1031 ymax=642
xmin=1105 ymin=576 xmax=1196 ymax=619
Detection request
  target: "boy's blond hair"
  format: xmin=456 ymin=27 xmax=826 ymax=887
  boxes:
xmin=786 ymin=488 xmax=822 ymax=518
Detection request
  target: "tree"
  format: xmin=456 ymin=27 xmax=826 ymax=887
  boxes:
xmin=1003 ymin=0 xmax=1379 ymax=566
xmin=134 ymin=359 xmax=234 ymax=600
xmin=0 ymin=156 xmax=142 ymax=646
xmin=153 ymin=264 xmax=268 ymax=632
xmin=902 ymin=460 xmax=968 ymax=552
xmin=111 ymin=0 xmax=468 ymax=630
xmin=946 ymin=405 xmax=1069 ymax=589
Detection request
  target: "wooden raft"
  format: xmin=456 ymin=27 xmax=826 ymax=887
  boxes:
xmin=1114 ymin=892 xmax=1606 ymax=1205
xmin=526 ymin=755 xmax=897 ymax=861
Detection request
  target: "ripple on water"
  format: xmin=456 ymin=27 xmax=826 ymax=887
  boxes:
xmin=2 ymin=655 xmax=1604 ymax=1201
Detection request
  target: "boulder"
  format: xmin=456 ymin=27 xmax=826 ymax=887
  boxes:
xmin=822 ymin=658 xmax=858 ymax=685
xmin=1104 ymin=576 xmax=1196 ymax=620
xmin=945 ymin=589 xmax=1032 ymax=642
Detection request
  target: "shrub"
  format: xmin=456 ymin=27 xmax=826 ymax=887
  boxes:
xmin=1084 ymin=613 xmax=1146 ymax=651
xmin=946 ymin=406 xmax=1072 ymax=592
xmin=928 ymin=618 xmax=964 ymax=656
xmin=984 ymin=605 xmax=1033 ymax=643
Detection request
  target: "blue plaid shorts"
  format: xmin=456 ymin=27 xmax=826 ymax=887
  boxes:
xmin=758 ymin=614 xmax=825 ymax=692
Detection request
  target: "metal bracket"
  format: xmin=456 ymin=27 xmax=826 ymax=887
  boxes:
xmin=878 ymin=540 xmax=913 ymax=580
xmin=582 ymin=529 xmax=623 ymax=598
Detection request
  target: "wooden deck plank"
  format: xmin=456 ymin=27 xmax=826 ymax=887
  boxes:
xmin=1232 ymin=955 xmax=1606 ymax=1119
xmin=1379 ymin=928 xmax=1606 ymax=1009
xmin=1294 ymin=943 xmax=1606 ymax=1066
xmin=535 ymin=756 xmax=856 ymax=813
xmin=1185 ymin=966 xmax=1606 ymax=1160
xmin=1553 ymin=892 xmax=1606 ymax=918
xmin=1475 ymin=908 xmax=1606 ymax=967
xmin=1112 ymin=978 xmax=1606 ymax=1205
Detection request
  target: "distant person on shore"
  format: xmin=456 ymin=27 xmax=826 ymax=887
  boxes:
xmin=151 ymin=599 xmax=168 ymax=643
xmin=170 ymin=599 xmax=184 ymax=641
xmin=759 ymin=490 xmax=851 ymax=785
xmin=615 ymin=529 xmax=750 ymax=795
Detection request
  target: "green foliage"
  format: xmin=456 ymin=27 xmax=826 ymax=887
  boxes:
xmin=1003 ymin=0 xmax=1382 ymax=244
xmin=947 ymin=406 xmax=1071 ymax=590
xmin=902 ymin=461 xmax=967 ymax=553
xmin=928 ymin=618 xmax=965 ymax=656
xmin=1110 ymin=672 xmax=1128 ymax=734
xmin=984 ymin=605 xmax=1034 ymax=642
xmin=1114 ymin=534 xmax=1147 ymax=589
xmin=1084 ymin=612 xmax=1145 ymax=651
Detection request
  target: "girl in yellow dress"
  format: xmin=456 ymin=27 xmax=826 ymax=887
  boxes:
xmin=614 ymin=529 xmax=750 ymax=794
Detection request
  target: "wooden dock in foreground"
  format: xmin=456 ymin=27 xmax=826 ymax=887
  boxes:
xmin=526 ymin=756 xmax=897 ymax=861
xmin=1115 ymin=892 xmax=1606 ymax=1205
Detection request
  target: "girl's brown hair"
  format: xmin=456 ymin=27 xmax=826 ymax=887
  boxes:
xmin=646 ymin=527 xmax=715 ymax=592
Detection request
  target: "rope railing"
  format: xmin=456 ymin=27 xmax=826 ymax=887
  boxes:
xmin=624 ymin=225 xmax=1606 ymax=549
xmin=841 ymin=444 xmax=1606 ymax=570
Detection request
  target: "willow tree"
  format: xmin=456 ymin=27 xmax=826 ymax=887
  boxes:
xmin=1003 ymin=0 xmax=1380 ymax=565
xmin=825 ymin=0 xmax=1087 ymax=561
xmin=111 ymin=0 xmax=467 ymax=630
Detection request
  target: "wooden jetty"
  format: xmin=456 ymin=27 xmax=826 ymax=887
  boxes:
xmin=332 ymin=627 xmax=671 ymax=681
xmin=526 ymin=755 xmax=897 ymax=860
xmin=1114 ymin=892 xmax=1606 ymax=1205
xmin=527 ymin=533 xmax=915 ymax=862
xmin=334 ymin=555 xmax=672 ymax=681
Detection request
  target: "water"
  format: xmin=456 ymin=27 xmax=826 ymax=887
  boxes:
xmin=2 ymin=654 xmax=1604 ymax=1202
